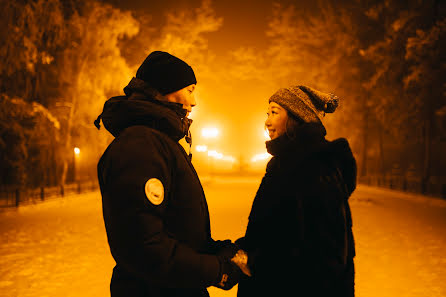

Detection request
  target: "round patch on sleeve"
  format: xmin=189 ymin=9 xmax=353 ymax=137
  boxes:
xmin=144 ymin=178 xmax=164 ymax=205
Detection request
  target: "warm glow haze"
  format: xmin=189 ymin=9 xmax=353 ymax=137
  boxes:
xmin=201 ymin=127 xmax=219 ymax=138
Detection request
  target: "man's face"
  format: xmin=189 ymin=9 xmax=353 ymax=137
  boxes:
xmin=165 ymin=84 xmax=196 ymax=116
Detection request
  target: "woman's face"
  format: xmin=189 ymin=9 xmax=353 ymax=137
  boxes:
xmin=265 ymin=102 xmax=288 ymax=140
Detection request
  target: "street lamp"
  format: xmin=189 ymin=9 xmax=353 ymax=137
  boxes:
xmin=196 ymin=145 xmax=208 ymax=152
xmin=74 ymin=147 xmax=80 ymax=182
xmin=251 ymin=152 xmax=271 ymax=163
xmin=201 ymin=127 xmax=219 ymax=139
xmin=201 ymin=127 xmax=220 ymax=175
xmin=208 ymin=150 xmax=223 ymax=159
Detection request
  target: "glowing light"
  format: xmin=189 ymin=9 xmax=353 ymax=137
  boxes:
xmin=74 ymin=147 xmax=80 ymax=155
xmin=251 ymin=152 xmax=271 ymax=162
xmin=201 ymin=127 xmax=219 ymax=138
xmin=222 ymin=156 xmax=236 ymax=163
xmin=207 ymin=150 xmax=236 ymax=162
xmin=196 ymin=145 xmax=208 ymax=152
xmin=207 ymin=150 xmax=221 ymax=158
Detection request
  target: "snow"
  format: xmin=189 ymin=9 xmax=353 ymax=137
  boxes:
xmin=0 ymin=178 xmax=445 ymax=297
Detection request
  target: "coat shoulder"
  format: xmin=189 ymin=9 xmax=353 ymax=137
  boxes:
xmin=109 ymin=126 xmax=174 ymax=158
xmin=116 ymin=125 xmax=174 ymax=146
xmin=98 ymin=125 xmax=177 ymax=181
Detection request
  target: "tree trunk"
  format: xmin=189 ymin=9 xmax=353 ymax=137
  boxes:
xmin=360 ymin=105 xmax=369 ymax=177
xmin=60 ymin=99 xmax=75 ymax=186
xmin=59 ymin=53 xmax=88 ymax=186
xmin=378 ymin=123 xmax=385 ymax=177
xmin=421 ymin=118 xmax=432 ymax=194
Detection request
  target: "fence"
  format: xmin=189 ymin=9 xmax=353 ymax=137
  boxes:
xmin=358 ymin=175 xmax=446 ymax=199
xmin=0 ymin=180 xmax=99 ymax=208
xmin=1 ymin=175 xmax=444 ymax=207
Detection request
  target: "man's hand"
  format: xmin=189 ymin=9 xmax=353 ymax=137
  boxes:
xmin=210 ymin=239 xmax=234 ymax=253
xmin=214 ymin=257 xmax=241 ymax=290
xmin=214 ymin=242 xmax=241 ymax=290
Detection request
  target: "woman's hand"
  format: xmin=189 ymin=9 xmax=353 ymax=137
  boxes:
xmin=231 ymin=249 xmax=252 ymax=277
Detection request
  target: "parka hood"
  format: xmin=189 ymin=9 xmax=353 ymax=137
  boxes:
xmin=321 ymin=138 xmax=357 ymax=197
xmin=96 ymin=78 xmax=191 ymax=141
xmin=99 ymin=96 xmax=191 ymax=141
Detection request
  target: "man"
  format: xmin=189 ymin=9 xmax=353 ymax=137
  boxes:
xmin=95 ymin=51 xmax=241 ymax=297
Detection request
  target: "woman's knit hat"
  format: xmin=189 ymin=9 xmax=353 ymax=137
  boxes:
xmin=135 ymin=51 xmax=197 ymax=95
xmin=269 ymin=85 xmax=339 ymax=124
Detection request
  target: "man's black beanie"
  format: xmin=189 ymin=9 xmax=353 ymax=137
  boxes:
xmin=135 ymin=51 xmax=197 ymax=95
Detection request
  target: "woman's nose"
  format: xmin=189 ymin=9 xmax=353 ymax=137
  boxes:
xmin=265 ymin=117 xmax=271 ymax=127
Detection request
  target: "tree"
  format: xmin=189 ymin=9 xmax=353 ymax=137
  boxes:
xmin=0 ymin=95 xmax=61 ymax=187
xmin=259 ymin=0 xmax=444 ymax=182
xmin=54 ymin=0 xmax=139 ymax=185
xmin=404 ymin=16 xmax=446 ymax=191
xmin=253 ymin=1 xmax=378 ymax=175
xmin=0 ymin=0 xmax=68 ymax=104
xmin=0 ymin=0 xmax=139 ymax=186
xmin=358 ymin=0 xmax=444 ymax=187
xmin=133 ymin=0 xmax=223 ymax=78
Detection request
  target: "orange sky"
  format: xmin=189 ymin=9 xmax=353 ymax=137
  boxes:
xmin=103 ymin=0 xmax=317 ymax=53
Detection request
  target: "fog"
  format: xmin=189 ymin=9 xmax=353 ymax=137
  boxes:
xmin=0 ymin=0 xmax=445 ymax=198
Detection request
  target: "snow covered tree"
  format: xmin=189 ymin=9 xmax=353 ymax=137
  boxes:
xmin=55 ymin=0 xmax=139 ymax=185
xmin=257 ymin=1 xmax=377 ymax=175
xmin=0 ymin=0 xmax=67 ymax=104
xmin=0 ymin=0 xmax=139 ymax=186
xmin=404 ymin=15 xmax=446 ymax=190
xmin=0 ymin=95 xmax=61 ymax=187
xmin=128 ymin=0 xmax=223 ymax=79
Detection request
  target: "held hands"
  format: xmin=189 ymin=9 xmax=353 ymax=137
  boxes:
xmin=231 ymin=249 xmax=252 ymax=277
xmin=213 ymin=240 xmax=253 ymax=290
xmin=215 ymin=258 xmax=240 ymax=290
xmin=214 ymin=243 xmax=241 ymax=290
xmin=233 ymin=237 xmax=252 ymax=277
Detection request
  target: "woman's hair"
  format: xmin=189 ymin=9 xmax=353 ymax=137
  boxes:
xmin=285 ymin=112 xmax=304 ymax=139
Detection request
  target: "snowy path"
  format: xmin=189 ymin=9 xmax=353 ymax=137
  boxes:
xmin=0 ymin=177 xmax=445 ymax=297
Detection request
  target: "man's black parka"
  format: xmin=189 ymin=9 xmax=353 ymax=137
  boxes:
xmin=237 ymin=124 xmax=357 ymax=297
xmin=97 ymin=82 xmax=224 ymax=297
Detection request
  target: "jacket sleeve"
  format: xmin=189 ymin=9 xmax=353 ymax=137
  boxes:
xmin=101 ymin=128 xmax=220 ymax=288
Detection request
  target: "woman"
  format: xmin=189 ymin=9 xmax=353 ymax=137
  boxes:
xmin=234 ymin=85 xmax=357 ymax=297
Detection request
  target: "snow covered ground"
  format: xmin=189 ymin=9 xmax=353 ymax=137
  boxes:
xmin=0 ymin=176 xmax=445 ymax=297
